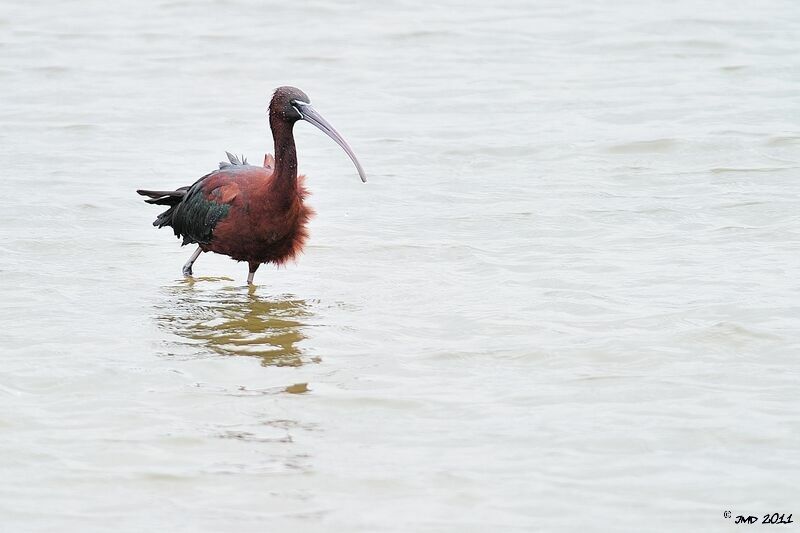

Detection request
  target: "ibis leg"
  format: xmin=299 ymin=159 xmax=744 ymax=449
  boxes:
xmin=182 ymin=246 xmax=202 ymax=276
xmin=247 ymin=261 xmax=260 ymax=285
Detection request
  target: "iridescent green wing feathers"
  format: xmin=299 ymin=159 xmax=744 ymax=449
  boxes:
xmin=137 ymin=152 xmax=248 ymax=246
xmin=170 ymin=179 xmax=233 ymax=245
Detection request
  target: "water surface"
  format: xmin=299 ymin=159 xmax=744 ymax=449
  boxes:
xmin=1 ymin=0 xmax=799 ymax=531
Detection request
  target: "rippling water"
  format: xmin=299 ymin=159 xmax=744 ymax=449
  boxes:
xmin=1 ymin=0 xmax=799 ymax=531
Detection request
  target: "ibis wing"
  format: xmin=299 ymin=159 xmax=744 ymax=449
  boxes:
xmin=140 ymin=152 xmax=255 ymax=245
xmin=170 ymin=172 xmax=240 ymax=245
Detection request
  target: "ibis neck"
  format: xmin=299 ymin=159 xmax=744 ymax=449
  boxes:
xmin=271 ymin=119 xmax=298 ymax=188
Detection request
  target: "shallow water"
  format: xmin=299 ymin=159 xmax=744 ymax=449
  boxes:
xmin=1 ymin=0 xmax=799 ymax=531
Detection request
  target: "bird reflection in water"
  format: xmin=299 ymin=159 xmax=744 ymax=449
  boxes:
xmin=156 ymin=278 xmax=316 ymax=367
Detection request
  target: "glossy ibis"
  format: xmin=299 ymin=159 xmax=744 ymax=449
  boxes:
xmin=137 ymin=86 xmax=366 ymax=284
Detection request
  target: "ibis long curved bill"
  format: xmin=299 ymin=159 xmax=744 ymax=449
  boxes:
xmin=294 ymin=102 xmax=367 ymax=183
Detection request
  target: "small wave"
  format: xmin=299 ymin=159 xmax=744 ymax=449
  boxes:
xmin=720 ymin=64 xmax=748 ymax=72
xmin=766 ymin=135 xmax=800 ymax=147
xmin=606 ymin=139 xmax=678 ymax=154
xmin=709 ymin=166 xmax=793 ymax=174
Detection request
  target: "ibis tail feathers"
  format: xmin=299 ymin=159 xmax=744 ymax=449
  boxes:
xmin=137 ymin=187 xmax=190 ymax=227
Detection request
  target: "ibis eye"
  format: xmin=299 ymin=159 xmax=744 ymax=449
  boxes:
xmin=290 ymin=100 xmax=308 ymax=118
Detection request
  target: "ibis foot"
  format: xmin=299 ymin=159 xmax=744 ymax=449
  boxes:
xmin=247 ymin=261 xmax=260 ymax=285
xmin=182 ymin=246 xmax=202 ymax=277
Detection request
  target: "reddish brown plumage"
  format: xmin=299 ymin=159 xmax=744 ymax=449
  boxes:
xmin=201 ymin=166 xmax=315 ymax=266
